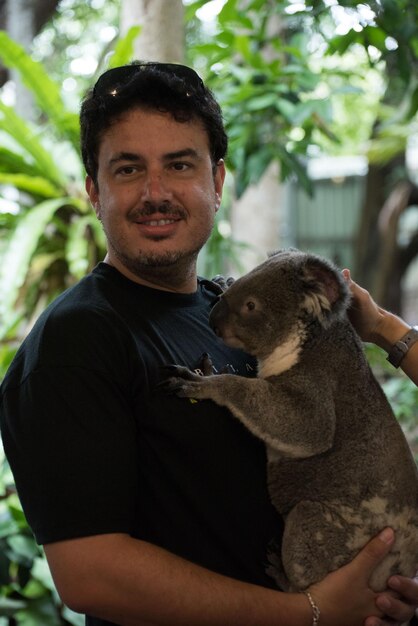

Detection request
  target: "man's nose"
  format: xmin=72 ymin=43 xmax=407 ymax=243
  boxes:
xmin=141 ymin=170 xmax=173 ymax=203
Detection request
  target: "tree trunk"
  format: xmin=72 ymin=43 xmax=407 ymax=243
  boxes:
xmin=120 ymin=0 xmax=184 ymax=62
xmin=230 ymin=162 xmax=285 ymax=274
xmin=355 ymin=150 xmax=418 ymax=315
xmin=1 ymin=0 xmax=59 ymax=90
xmin=372 ymin=180 xmax=413 ymax=314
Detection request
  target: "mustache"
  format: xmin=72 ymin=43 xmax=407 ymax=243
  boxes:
xmin=128 ymin=202 xmax=187 ymax=221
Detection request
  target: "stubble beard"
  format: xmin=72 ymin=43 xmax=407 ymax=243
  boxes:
xmin=101 ymin=202 xmax=214 ymax=285
xmin=104 ymin=227 xmax=212 ymax=286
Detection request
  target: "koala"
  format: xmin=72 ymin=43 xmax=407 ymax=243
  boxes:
xmin=162 ymin=248 xmax=418 ymax=592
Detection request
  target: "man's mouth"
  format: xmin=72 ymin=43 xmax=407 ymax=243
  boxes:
xmin=132 ymin=213 xmax=184 ymax=239
xmin=140 ymin=218 xmax=178 ymax=226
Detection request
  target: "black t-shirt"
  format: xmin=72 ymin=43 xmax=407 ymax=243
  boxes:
xmin=0 ymin=263 xmax=283 ymax=625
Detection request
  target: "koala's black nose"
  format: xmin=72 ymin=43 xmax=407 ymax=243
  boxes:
xmin=209 ymin=297 xmax=229 ymax=335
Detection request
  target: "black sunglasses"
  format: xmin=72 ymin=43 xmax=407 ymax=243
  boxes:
xmin=93 ymin=62 xmax=205 ymax=97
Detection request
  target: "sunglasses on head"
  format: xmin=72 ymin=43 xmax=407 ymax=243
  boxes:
xmin=92 ymin=62 xmax=205 ymax=97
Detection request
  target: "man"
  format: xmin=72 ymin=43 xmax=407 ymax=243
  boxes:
xmin=0 ymin=62 xmax=417 ymax=626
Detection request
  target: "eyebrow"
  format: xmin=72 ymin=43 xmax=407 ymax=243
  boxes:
xmin=163 ymin=148 xmax=201 ymax=161
xmin=108 ymin=152 xmax=141 ymax=166
xmin=108 ymin=148 xmax=201 ymax=167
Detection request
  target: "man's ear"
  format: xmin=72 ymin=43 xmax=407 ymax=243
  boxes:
xmin=214 ymin=159 xmax=226 ymax=213
xmin=85 ymin=175 xmax=101 ymax=218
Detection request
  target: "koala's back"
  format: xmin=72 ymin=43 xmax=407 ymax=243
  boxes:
xmin=266 ymin=319 xmax=418 ymax=590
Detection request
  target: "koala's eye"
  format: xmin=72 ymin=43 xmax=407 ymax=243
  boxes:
xmin=246 ymin=301 xmax=256 ymax=311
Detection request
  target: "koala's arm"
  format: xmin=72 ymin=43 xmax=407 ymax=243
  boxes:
xmin=162 ymin=366 xmax=336 ymax=458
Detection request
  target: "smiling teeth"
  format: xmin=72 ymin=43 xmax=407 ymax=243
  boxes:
xmin=146 ymin=219 xmax=175 ymax=226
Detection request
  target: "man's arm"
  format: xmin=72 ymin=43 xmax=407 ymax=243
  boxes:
xmin=343 ymin=269 xmax=418 ymax=386
xmin=44 ymin=528 xmax=404 ymax=626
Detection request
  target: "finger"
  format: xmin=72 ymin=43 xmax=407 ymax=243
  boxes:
xmin=388 ymin=574 xmax=418 ymax=604
xmin=353 ymin=528 xmax=395 ymax=580
xmin=364 ymin=618 xmax=397 ymax=626
xmin=375 ymin=592 xmax=416 ymax=624
xmin=342 ymin=268 xmax=351 ymax=281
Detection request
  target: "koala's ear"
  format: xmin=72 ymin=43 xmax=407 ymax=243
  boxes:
xmin=300 ymin=256 xmax=351 ymax=326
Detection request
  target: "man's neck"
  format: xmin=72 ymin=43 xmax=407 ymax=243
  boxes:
xmin=103 ymin=254 xmax=199 ymax=294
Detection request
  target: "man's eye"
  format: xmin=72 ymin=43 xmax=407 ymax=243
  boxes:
xmin=172 ymin=162 xmax=189 ymax=171
xmin=117 ymin=166 xmax=137 ymax=175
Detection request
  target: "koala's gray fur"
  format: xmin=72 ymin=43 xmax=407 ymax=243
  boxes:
xmin=164 ymin=248 xmax=418 ymax=592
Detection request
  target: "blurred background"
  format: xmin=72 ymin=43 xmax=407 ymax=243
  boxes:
xmin=0 ymin=1 xmax=417 ymax=623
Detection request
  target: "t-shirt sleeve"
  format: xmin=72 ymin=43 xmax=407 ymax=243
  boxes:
xmin=0 ymin=309 xmax=142 ymax=545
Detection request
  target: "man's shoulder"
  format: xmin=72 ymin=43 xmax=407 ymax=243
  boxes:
xmin=1 ymin=267 xmax=133 ymax=390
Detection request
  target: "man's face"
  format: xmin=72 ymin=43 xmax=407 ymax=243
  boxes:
xmin=86 ymin=107 xmax=225 ymax=285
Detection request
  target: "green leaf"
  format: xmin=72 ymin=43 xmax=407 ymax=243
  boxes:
xmin=245 ymin=92 xmax=278 ymax=111
xmin=31 ymin=557 xmax=55 ymax=592
xmin=66 ymin=215 xmax=92 ymax=279
xmin=109 ymin=26 xmax=142 ymax=68
xmin=0 ymin=102 xmax=66 ymax=189
xmin=15 ymin=595 xmax=59 ymax=626
xmin=0 ymin=148 xmax=42 ymax=177
xmin=0 ymin=31 xmax=80 ymax=152
xmin=275 ymin=98 xmax=297 ymax=121
xmin=0 ymin=513 xmax=19 ymax=539
xmin=62 ymin=607 xmax=85 ymax=626
xmin=235 ymin=35 xmax=252 ymax=62
xmin=0 ymin=546 xmax=10 ymax=585
xmin=6 ymin=535 xmax=38 ymax=564
xmin=0 ymin=597 xmax=27 ymax=616
xmin=363 ymin=25 xmax=388 ymax=53
xmin=0 ymin=174 xmax=61 ymax=198
xmin=0 ymin=198 xmax=73 ymax=336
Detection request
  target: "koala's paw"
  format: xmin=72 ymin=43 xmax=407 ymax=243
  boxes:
xmin=211 ymin=275 xmax=235 ymax=292
xmin=157 ymin=365 xmax=209 ymax=399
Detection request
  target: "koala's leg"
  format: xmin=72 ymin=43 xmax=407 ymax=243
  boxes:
xmin=281 ymin=500 xmax=354 ymax=591
xmin=160 ymin=366 xmax=334 ymax=457
xmin=265 ymin=546 xmax=291 ymax=591
xmin=160 ymin=365 xmax=264 ymax=406
xmin=160 ymin=365 xmax=282 ymax=438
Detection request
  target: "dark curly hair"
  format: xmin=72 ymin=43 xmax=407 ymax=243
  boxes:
xmin=80 ymin=61 xmax=228 ymax=185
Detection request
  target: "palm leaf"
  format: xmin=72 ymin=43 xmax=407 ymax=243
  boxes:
xmin=66 ymin=215 xmax=94 ymax=279
xmin=0 ymin=147 xmax=43 ymax=177
xmin=66 ymin=212 xmax=106 ymax=279
xmin=0 ymin=31 xmax=80 ymax=152
xmin=0 ymin=198 xmax=75 ymax=337
xmin=0 ymin=102 xmax=66 ymax=189
xmin=108 ymin=26 xmax=142 ymax=68
xmin=0 ymin=173 xmax=62 ymax=198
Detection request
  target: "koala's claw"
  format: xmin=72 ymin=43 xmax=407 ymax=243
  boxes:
xmin=211 ymin=275 xmax=235 ymax=291
xmin=156 ymin=364 xmax=204 ymax=396
xmin=154 ymin=374 xmax=179 ymax=392
xmin=159 ymin=364 xmax=199 ymax=380
xmin=200 ymin=353 xmax=214 ymax=376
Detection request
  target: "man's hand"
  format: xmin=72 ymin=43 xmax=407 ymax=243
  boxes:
xmin=310 ymin=528 xmax=418 ymax=626
xmin=367 ymin=574 xmax=418 ymax=626
xmin=308 ymin=528 xmax=393 ymax=626
xmin=341 ymin=269 xmax=386 ymax=343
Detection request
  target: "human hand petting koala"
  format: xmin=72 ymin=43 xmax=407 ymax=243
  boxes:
xmin=160 ymin=249 xmax=418 ymax=598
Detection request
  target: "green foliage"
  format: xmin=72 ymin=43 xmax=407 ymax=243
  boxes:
xmin=187 ymin=0 xmax=337 ymax=197
xmin=0 ymin=32 xmax=80 ymax=154
xmin=109 ymin=26 xmax=142 ymax=69
xmin=0 ymin=453 xmax=83 ymax=625
xmin=306 ymin=0 xmax=418 ymax=163
xmin=365 ymin=344 xmax=418 ymax=462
